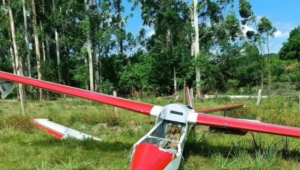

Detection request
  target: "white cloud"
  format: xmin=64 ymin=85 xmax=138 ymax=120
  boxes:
xmin=146 ymin=29 xmax=155 ymax=37
xmin=273 ymin=30 xmax=289 ymax=38
xmin=143 ymin=26 xmax=155 ymax=37
xmin=274 ymin=22 xmax=296 ymax=32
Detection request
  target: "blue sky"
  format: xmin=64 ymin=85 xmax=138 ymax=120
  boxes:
xmin=246 ymin=0 xmax=300 ymax=53
xmin=122 ymin=0 xmax=300 ymax=54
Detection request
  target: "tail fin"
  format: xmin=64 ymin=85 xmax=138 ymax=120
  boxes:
xmin=0 ymin=79 xmax=15 ymax=99
xmin=186 ymin=87 xmax=193 ymax=108
xmin=32 ymin=119 xmax=102 ymax=141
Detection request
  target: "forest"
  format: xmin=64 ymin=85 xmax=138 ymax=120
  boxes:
xmin=0 ymin=0 xmax=300 ymax=100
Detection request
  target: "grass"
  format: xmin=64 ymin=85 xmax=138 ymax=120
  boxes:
xmin=1 ymin=96 xmax=300 ymax=169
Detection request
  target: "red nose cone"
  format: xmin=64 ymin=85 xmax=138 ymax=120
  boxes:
xmin=130 ymin=143 xmax=175 ymax=170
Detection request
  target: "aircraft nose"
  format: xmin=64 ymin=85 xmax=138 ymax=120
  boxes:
xmin=130 ymin=143 xmax=175 ymax=170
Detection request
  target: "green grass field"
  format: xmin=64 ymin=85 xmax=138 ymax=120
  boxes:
xmin=1 ymin=96 xmax=300 ymax=170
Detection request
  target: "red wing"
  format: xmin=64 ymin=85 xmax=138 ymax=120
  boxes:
xmin=195 ymin=104 xmax=244 ymax=113
xmin=195 ymin=113 xmax=300 ymax=138
xmin=0 ymin=71 xmax=162 ymax=116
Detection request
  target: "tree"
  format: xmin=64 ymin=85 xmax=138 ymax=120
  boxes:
xmin=258 ymin=16 xmax=276 ymax=89
xmin=85 ymin=0 xmax=94 ymax=91
xmin=193 ymin=0 xmax=200 ymax=98
xmin=22 ymin=0 xmax=31 ymax=78
xmin=279 ymin=26 xmax=300 ymax=61
xmin=7 ymin=0 xmax=25 ymax=114
xmin=138 ymin=0 xmax=193 ymax=94
xmin=31 ymin=0 xmax=43 ymax=100
xmin=258 ymin=17 xmax=276 ymax=53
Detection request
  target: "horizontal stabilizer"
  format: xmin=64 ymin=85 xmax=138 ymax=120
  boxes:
xmin=0 ymin=79 xmax=15 ymax=99
xmin=32 ymin=119 xmax=102 ymax=141
xmin=195 ymin=104 xmax=245 ymax=113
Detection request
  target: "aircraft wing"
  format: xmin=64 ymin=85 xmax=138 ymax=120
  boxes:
xmin=188 ymin=112 xmax=300 ymax=138
xmin=0 ymin=71 xmax=162 ymax=116
xmin=32 ymin=119 xmax=102 ymax=141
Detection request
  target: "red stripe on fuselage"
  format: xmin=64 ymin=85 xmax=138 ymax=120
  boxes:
xmin=131 ymin=143 xmax=175 ymax=170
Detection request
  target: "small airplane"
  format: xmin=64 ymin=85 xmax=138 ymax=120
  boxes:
xmin=2 ymin=70 xmax=300 ymax=170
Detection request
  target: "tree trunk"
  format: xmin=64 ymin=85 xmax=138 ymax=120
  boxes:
xmin=117 ymin=0 xmax=123 ymax=54
xmin=8 ymin=0 xmax=25 ymax=114
xmin=40 ymin=22 xmax=46 ymax=61
xmin=22 ymin=0 xmax=31 ymax=78
xmin=94 ymin=44 xmax=100 ymax=91
xmin=55 ymin=29 xmax=61 ymax=83
xmin=84 ymin=55 xmax=89 ymax=90
xmin=193 ymin=0 xmax=201 ymax=99
xmin=31 ymin=0 xmax=43 ymax=100
xmin=53 ymin=1 xmax=61 ymax=83
xmin=87 ymin=40 xmax=94 ymax=91
xmin=9 ymin=46 xmax=16 ymax=74
xmin=267 ymin=35 xmax=270 ymax=90
xmin=85 ymin=0 xmax=94 ymax=91
xmin=174 ymin=66 xmax=177 ymax=93
xmin=42 ymin=37 xmax=46 ymax=61
xmin=46 ymin=36 xmax=50 ymax=60
xmin=98 ymin=44 xmax=102 ymax=90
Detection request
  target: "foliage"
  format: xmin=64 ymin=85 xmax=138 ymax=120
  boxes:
xmin=0 ymin=0 xmax=299 ymax=97
xmin=279 ymin=26 xmax=300 ymax=60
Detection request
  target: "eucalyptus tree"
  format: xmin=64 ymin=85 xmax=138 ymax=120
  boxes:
xmin=239 ymin=0 xmax=265 ymax=89
xmin=191 ymin=0 xmax=200 ymax=97
xmin=31 ymin=0 xmax=43 ymax=100
xmin=52 ymin=0 xmax=61 ymax=83
xmin=258 ymin=16 xmax=276 ymax=89
xmin=112 ymin=0 xmax=125 ymax=54
xmin=83 ymin=0 xmax=94 ymax=91
xmin=7 ymin=0 xmax=25 ymax=114
xmin=137 ymin=0 xmax=193 ymax=94
xmin=22 ymin=0 xmax=31 ymax=77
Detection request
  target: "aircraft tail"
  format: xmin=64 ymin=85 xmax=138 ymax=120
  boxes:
xmin=32 ymin=119 xmax=102 ymax=141
xmin=0 ymin=79 xmax=15 ymax=99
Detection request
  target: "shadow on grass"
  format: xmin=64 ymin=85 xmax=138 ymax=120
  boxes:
xmin=183 ymin=132 xmax=300 ymax=162
xmin=29 ymin=138 xmax=134 ymax=153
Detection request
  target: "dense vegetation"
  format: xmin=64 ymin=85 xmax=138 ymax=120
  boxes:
xmin=1 ymin=0 xmax=299 ymax=100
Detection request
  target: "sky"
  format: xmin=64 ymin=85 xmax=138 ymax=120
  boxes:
xmin=122 ymin=0 xmax=300 ymax=54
